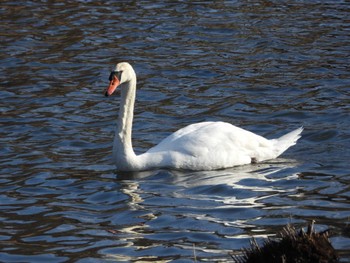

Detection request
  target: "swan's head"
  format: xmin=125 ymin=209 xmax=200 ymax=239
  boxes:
xmin=105 ymin=62 xmax=135 ymax=97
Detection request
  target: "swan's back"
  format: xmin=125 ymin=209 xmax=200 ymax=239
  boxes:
xmin=143 ymin=121 xmax=299 ymax=170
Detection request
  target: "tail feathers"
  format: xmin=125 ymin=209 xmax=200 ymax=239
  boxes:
xmin=273 ymin=127 xmax=303 ymax=157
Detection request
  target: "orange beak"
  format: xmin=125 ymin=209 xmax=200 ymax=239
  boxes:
xmin=105 ymin=76 xmax=120 ymax=97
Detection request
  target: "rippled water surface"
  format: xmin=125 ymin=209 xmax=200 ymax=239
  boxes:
xmin=1 ymin=1 xmax=350 ymax=262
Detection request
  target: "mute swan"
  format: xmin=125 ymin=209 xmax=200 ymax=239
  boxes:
xmin=105 ymin=62 xmax=303 ymax=171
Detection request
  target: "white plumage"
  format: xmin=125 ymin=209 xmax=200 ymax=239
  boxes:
xmin=105 ymin=62 xmax=303 ymax=171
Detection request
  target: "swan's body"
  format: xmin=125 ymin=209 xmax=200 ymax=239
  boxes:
xmin=105 ymin=62 xmax=302 ymax=171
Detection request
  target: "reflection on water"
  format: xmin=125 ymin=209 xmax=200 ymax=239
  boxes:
xmin=121 ymin=159 xmax=300 ymax=211
xmin=1 ymin=0 xmax=350 ymax=262
xmin=109 ymin=159 xmax=336 ymax=261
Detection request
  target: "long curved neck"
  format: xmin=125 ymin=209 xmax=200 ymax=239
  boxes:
xmin=118 ymin=79 xmax=136 ymax=142
xmin=113 ymin=70 xmax=167 ymax=171
xmin=114 ymin=77 xmax=138 ymax=169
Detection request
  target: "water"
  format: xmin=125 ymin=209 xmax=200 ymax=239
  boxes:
xmin=1 ymin=1 xmax=349 ymax=262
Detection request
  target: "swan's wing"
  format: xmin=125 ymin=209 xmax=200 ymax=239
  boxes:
xmin=147 ymin=121 xmax=216 ymax=154
xmin=139 ymin=122 xmax=301 ymax=170
xmin=147 ymin=121 xmax=273 ymax=162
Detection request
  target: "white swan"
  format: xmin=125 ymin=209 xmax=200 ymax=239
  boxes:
xmin=105 ymin=62 xmax=303 ymax=171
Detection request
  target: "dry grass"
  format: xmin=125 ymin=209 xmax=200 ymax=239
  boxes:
xmin=232 ymin=222 xmax=339 ymax=263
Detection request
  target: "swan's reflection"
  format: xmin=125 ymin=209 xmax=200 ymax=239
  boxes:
xmin=118 ymin=158 xmax=298 ymax=188
xmin=117 ymin=158 xmax=299 ymax=213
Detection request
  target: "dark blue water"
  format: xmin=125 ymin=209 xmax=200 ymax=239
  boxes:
xmin=1 ymin=1 xmax=349 ymax=262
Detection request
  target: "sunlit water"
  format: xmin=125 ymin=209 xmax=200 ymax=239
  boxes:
xmin=1 ymin=1 xmax=350 ymax=262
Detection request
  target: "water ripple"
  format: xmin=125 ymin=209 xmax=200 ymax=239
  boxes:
xmin=1 ymin=0 xmax=349 ymax=262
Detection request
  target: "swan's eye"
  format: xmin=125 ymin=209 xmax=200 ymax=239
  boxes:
xmin=109 ymin=71 xmax=122 ymax=81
